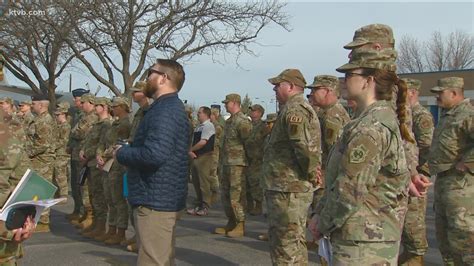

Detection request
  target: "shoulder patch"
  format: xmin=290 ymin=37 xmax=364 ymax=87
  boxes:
xmin=288 ymin=115 xmax=303 ymax=123
xmin=349 ymin=144 xmax=368 ymax=164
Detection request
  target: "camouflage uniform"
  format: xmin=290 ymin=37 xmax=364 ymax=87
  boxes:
xmin=0 ymin=111 xmax=27 ymax=264
xmin=429 ymin=77 xmax=474 ymax=266
xmin=210 ymin=119 xmax=223 ymax=194
xmin=315 ymin=49 xmax=410 ymax=265
xmin=26 ymin=107 xmax=56 ymax=224
xmin=53 ymin=104 xmax=71 ymax=198
xmin=264 ymin=69 xmax=321 ymax=265
xmin=400 ymin=78 xmax=434 ymax=260
xmin=219 ymin=94 xmax=252 ymax=229
xmin=83 ymin=104 xmax=113 ymax=225
xmin=70 ymin=94 xmax=98 ymax=215
xmin=245 ymin=106 xmax=270 ymax=207
xmin=102 ymin=104 xmax=131 ymax=230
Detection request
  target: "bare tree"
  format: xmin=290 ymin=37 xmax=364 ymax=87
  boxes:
xmin=397 ymin=35 xmax=425 ymax=73
xmin=397 ymin=29 xmax=473 ymax=73
xmin=54 ymin=0 xmax=288 ymax=96
xmin=0 ymin=2 xmax=81 ymax=106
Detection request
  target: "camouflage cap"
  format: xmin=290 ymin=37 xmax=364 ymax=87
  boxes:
xmin=430 ymin=77 xmax=464 ymax=92
xmin=129 ymin=81 xmax=146 ymax=92
xmin=402 ymin=78 xmax=422 ymax=91
xmin=336 ymin=48 xmax=397 ymax=73
xmin=268 ymin=69 xmax=306 ymax=88
xmin=222 ymin=93 xmax=241 ymax=104
xmin=184 ymin=104 xmax=193 ymax=113
xmin=94 ymin=97 xmax=111 ymax=106
xmin=19 ymin=100 xmax=32 ymax=106
xmin=344 ymin=24 xmax=395 ymax=49
xmin=80 ymin=93 xmax=95 ymax=104
xmin=249 ymin=104 xmax=265 ymax=115
xmin=265 ymin=113 xmax=277 ymax=123
xmin=306 ymin=75 xmax=340 ymax=91
xmin=55 ymin=101 xmax=70 ymax=114
xmin=111 ymin=96 xmax=130 ymax=109
xmin=0 ymin=97 xmax=13 ymax=105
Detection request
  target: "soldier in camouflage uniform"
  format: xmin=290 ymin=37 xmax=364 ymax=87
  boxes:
xmin=245 ymin=104 xmax=270 ymax=216
xmin=122 ymin=81 xmax=149 ymax=251
xmin=214 ymin=93 xmax=252 ymax=238
xmin=66 ymin=88 xmax=90 ymax=221
xmin=69 ymin=93 xmax=98 ymax=228
xmin=26 ymin=94 xmax=56 ymax=232
xmin=100 ymin=97 xmax=131 ymax=245
xmin=399 ymin=78 xmax=435 ymax=264
xmin=209 ymin=108 xmax=223 ymax=204
xmin=0 ymin=110 xmax=36 ymax=265
xmin=428 ymin=77 xmax=474 ymax=266
xmin=262 ymin=69 xmax=321 ymax=265
xmin=80 ymin=97 xmax=113 ymax=239
xmin=307 ymin=75 xmax=350 ymax=213
xmin=310 ymin=49 xmax=412 ymax=265
xmin=53 ymin=102 xmax=71 ymax=199
xmin=17 ymin=100 xmax=35 ymax=130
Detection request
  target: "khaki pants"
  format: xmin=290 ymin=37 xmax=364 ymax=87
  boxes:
xmin=191 ymin=153 xmax=213 ymax=207
xmin=134 ymin=206 xmax=178 ymax=266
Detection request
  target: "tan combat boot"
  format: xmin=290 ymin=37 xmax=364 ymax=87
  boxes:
xmin=120 ymin=235 xmax=136 ymax=247
xmin=214 ymin=219 xmax=235 ymax=235
xmin=249 ymin=201 xmax=262 ymax=216
xmin=104 ymin=227 xmax=126 ymax=245
xmin=83 ymin=220 xmax=106 ymax=238
xmin=35 ymin=223 xmax=50 ymax=233
xmin=79 ymin=217 xmax=96 ymax=233
xmin=76 ymin=209 xmax=93 ymax=229
xmin=226 ymin=222 xmax=244 ymax=238
xmin=94 ymin=225 xmax=116 ymax=242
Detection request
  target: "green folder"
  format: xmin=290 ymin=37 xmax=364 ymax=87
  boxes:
xmin=1 ymin=169 xmax=57 ymax=211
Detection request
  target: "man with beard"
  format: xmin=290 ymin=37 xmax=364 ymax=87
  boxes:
xmin=116 ymin=59 xmax=189 ymax=265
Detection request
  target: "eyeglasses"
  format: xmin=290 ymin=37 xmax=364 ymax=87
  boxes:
xmin=147 ymin=68 xmax=167 ymax=79
xmin=344 ymin=72 xmax=366 ymax=80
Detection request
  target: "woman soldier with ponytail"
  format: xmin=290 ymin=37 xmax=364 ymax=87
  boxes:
xmin=309 ymin=48 xmax=412 ymax=265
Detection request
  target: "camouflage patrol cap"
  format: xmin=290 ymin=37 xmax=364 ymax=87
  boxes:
xmin=129 ymin=81 xmax=146 ymax=92
xmin=111 ymin=96 xmax=130 ymax=109
xmin=306 ymin=75 xmax=340 ymax=91
xmin=222 ymin=93 xmax=241 ymax=104
xmin=94 ymin=97 xmax=111 ymax=106
xmin=265 ymin=113 xmax=277 ymax=123
xmin=80 ymin=93 xmax=95 ymax=104
xmin=19 ymin=100 xmax=32 ymax=106
xmin=55 ymin=101 xmax=70 ymax=114
xmin=268 ymin=69 xmax=306 ymax=88
xmin=0 ymin=97 xmax=14 ymax=105
xmin=184 ymin=104 xmax=193 ymax=113
xmin=402 ymin=78 xmax=422 ymax=91
xmin=344 ymin=24 xmax=395 ymax=49
xmin=336 ymin=48 xmax=397 ymax=73
xmin=430 ymin=77 xmax=464 ymax=92
xmin=249 ymin=104 xmax=265 ymax=115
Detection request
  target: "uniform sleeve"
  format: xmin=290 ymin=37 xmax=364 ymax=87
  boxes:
xmin=415 ymin=112 xmax=434 ymax=165
xmin=461 ymin=114 xmax=474 ymax=171
xmin=238 ymin=119 xmax=252 ymax=142
xmin=71 ymin=115 xmax=96 ymax=140
xmin=96 ymin=123 xmax=111 ymax=158
xmin=286 ymin=110 xmax=321 ymax=185
xmin=318 ymin=129 xmax=383 ymax=235
xmin=28 ymin=119 xmax=54 ymax=157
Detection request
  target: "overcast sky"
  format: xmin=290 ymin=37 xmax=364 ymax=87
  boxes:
xmin=5 ymin=1 xmax=473 ymax=113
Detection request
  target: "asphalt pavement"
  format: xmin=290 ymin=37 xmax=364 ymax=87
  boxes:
xmin=22 ymin=184 xmax=443 ymax=265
